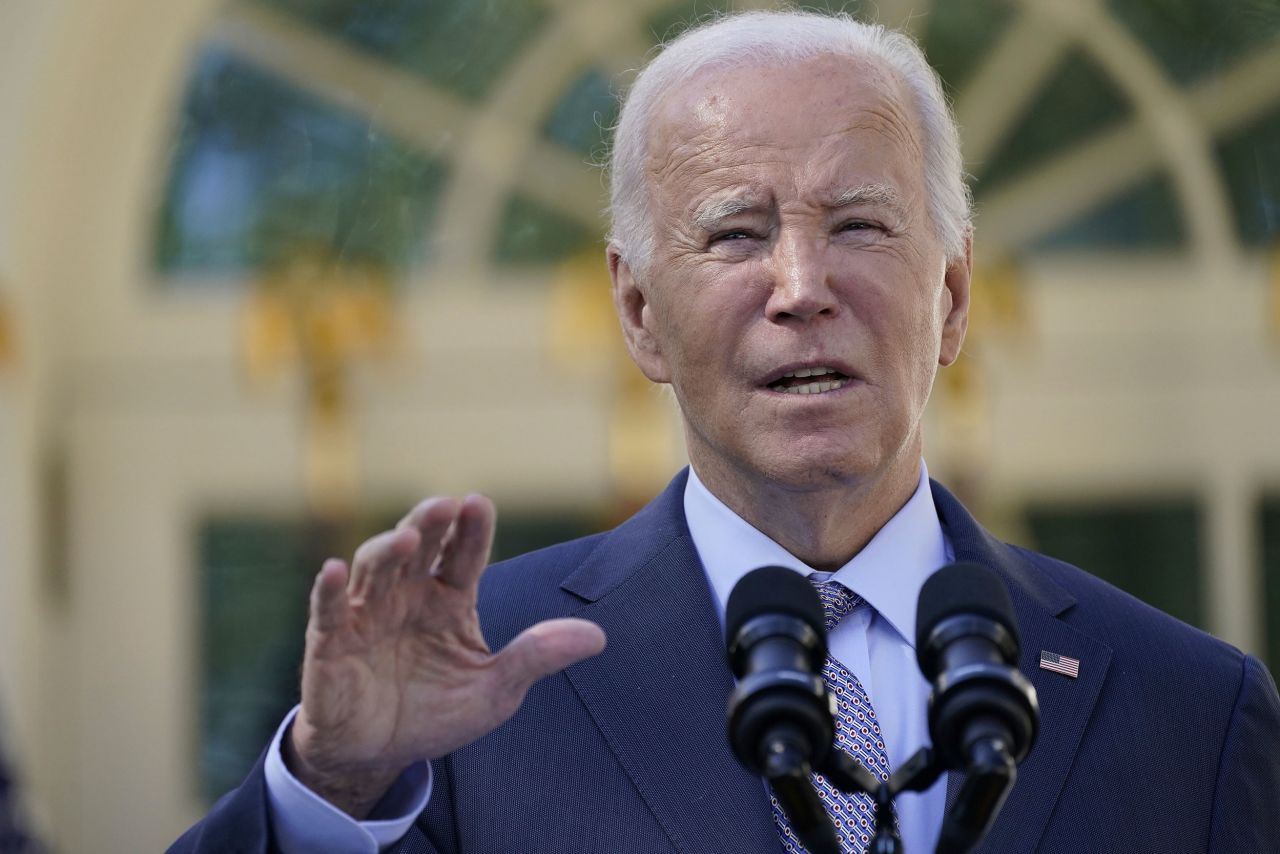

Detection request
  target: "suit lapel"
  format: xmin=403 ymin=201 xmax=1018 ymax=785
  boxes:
xmin=560 ymin=472 xmax=782 ymax=854
xmin=934 ymin=482 xmax=1112 ymax=852
xmin=554 ymin=474 xmax=1114 ymax=853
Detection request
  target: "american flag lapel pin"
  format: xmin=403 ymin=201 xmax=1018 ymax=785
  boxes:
xmin=1039 ymin=650 xmax=1080 ymax=678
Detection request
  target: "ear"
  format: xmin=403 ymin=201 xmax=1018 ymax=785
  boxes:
xmin=607 ymin=244 xmax=671 ymax=383
xmin=937 ymin=234 xmax=972 ymax=368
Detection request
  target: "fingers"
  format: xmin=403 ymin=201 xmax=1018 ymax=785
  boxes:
xmin=344 ymin=493 xmax=495 ymax=604
xmin=396 ymin=496 xmax=460 ymax=578
xmin=309 ymin=558 xmax=352 ymax=634
xmin=397 ymin=496 xmax=459 ymax=530
xmin=348 ymin=527 xmax=421 ymax=601
xmin=434 ymin=494 xmax=496 ymax=591
xmin=494 ymin=618 xmax=607 ymax=695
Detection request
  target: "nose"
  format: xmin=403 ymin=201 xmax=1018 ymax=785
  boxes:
xmin=764 ymin=233 xmax=838 ymax=324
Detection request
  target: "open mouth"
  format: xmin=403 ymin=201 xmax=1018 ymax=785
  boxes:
xmin=766 ymin=366 xmax=852 ymax=395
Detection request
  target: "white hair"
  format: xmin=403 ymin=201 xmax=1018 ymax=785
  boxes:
xmin=606 ymin=10 xmax=972 ymax=275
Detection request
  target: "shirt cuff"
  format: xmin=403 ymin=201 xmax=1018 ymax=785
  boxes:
xmin=264 ymin=705 xmax=433 ymax=854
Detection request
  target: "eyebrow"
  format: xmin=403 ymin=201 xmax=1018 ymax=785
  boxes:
xmin=692 ymin=197 xmax=760 ymax=232
xmin=831 ymin=183 xmax=905 ymax=217
xmin=691 ymin=183 xmax=907 ymax=232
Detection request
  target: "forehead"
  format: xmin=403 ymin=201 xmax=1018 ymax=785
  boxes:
xmin=644 ymin=54 xmax=924 ymax=210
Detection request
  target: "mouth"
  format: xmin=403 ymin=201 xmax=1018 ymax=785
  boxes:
xmin=763 ymin=365 xmax=854 ymax=395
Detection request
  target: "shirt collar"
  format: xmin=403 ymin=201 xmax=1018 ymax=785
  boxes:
xmin=684 ymin=462 xmax=952 ymax=648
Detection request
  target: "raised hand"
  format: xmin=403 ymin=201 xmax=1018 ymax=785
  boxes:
xmin=284 ymin=494 xmax=607 ymax=818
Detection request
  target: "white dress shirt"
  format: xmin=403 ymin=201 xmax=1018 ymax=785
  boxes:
xmin=265 ymin=461 xmax=952 ymax=853
xmin=264 ymin=707 xmax=431 ymax=853
xmin=685 ymin=462 xmax=952 ymax=854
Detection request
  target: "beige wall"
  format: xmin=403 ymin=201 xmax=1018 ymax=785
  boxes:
xmin=1 ymin=1 xmax=223 ymax=847
xmin=0 ymin=2 xmax=633 ymax=848
xmin=0 ymin=1 xmax=1276 ymax=851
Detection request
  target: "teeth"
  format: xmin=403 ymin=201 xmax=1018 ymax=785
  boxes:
xmin=777 ymin=378 xmax=848 ymax=395
xmin=781 ymin=366 xmax=836 ymax=379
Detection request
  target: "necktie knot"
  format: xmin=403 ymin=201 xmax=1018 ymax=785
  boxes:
xmin=808 ymin=577 xmax=865 ymax=633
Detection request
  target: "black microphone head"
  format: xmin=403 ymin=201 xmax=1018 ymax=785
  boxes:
xmin=725 ymin=566 xmax=825 ymax=644
xmin=916 ymin=562 xmax=1018 ymax=659
xmin=725 ymin=566 xmax=834 ymax=777
xmin=916 ymin=562 xmax=1039 ymax=770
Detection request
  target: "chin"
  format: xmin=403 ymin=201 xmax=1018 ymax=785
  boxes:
xmin=746 ymin=446 xmax=886 ymax=493
xmin=749 ymin=424 xmax=922 ymax=493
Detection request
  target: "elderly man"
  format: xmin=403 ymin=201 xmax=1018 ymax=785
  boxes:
xmin=172 ymin=10 xmax=1280 ymax=854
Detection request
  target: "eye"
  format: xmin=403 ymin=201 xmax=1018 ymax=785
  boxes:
xmin=838 ymin=220 xmax=879 ymax=233
xmin=710 ymin=229 xmax=754 ymax=243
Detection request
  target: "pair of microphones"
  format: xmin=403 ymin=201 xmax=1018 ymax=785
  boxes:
xmin=725 ymin=562 xmax=1039 ymax=854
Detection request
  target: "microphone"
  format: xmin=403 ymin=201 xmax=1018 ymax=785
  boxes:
xmin=916 ymin=562 xmax=1039 ymax=853
xmin=725 ymin=566 xmax=838 ymax=854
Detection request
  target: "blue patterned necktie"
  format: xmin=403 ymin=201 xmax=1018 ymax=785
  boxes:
xmin=770 ymin=578 xmax=894 ymax=854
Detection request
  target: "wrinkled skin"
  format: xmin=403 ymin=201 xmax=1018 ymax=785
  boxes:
xmin=610 ymin=55 xmax=970 ymax=568
xmin=289 ymin=496 xmax=605 ymax=817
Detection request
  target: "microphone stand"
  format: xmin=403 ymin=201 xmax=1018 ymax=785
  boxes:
xmin=784 ymin=739 xmax=1016 ymax=854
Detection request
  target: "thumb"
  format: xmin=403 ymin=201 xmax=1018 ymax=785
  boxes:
xmin=494 ymin=618 xmax=606 ymax=694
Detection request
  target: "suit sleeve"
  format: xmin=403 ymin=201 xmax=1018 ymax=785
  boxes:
xmin=166 ymin=749 xmax=277 ymax=854
xmin=167 ymin=744 xmax=457 ymax=854
xmin=1207 ymin=654 xmax=1280 ymax=851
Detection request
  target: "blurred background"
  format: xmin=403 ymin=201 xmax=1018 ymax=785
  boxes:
xmin=0 ymin=0 xmax=1277 ymax=850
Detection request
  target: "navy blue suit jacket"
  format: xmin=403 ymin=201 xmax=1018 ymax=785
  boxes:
xmin=172 ymin=472 xmax=1280 ymax=853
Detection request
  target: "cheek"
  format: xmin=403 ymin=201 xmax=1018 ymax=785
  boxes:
xmin=902 ymin=306 xmax=947 ymax=400
xmin=858 ymin=279 xmax=946 ymax=387
xmin=654 ymin=265 xmax=755 ymax=351
xmin=649 ymin=296 xmax=697 ymax=367
xmin=645 ymin=291 xmax=717 ymax=395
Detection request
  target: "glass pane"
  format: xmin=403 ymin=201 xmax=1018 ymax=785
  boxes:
xmin=645 ymin=0 xmax=746 ymax=44
xmin=198 ymin=518 xmax=313 ymax=802
xmin=542 ymin=68 xmax=617 ymax=161
xmin=1024 ymin=499 xmax=1203 ymax=629
xmin=975 ymin=49 xmax=1131 ymax=194
xmin=922 ymin=0 xmax=1016 ymax=94
xmin=1214 ymin=104 xmax=1280 ymax=247
xmin=1108 ymin=0 xmax=1280 ymax=86
xmin=492 ymin=194 xmax=600 ymax=267
xmin=156 ymin=50 xmax=448 ymax=278
xmin=258 ymin=0 xmax=550 ymax=102
xmin=1031 ymin=173 xmax=1185 ymax=250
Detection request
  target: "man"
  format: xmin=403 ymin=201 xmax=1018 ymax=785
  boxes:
xmin=172 ymin=10 xmax=1280 ymax=854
